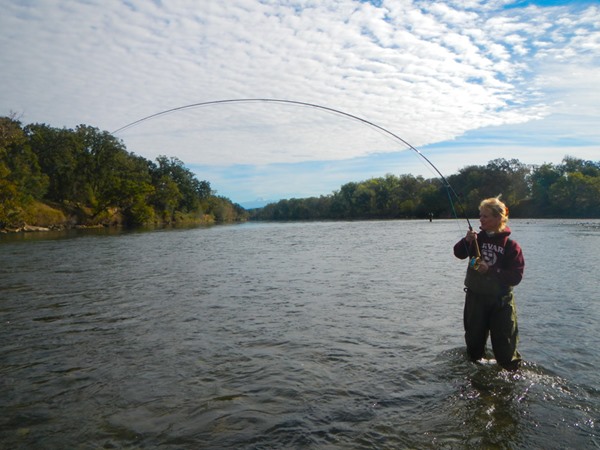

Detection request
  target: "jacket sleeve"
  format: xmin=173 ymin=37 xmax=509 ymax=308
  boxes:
xmin=493 ymin=240 xmax=524 ymax=287
xmin=454 ymin=238 xmax=471 ymax=259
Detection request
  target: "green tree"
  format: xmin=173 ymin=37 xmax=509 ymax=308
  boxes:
xmin=330 ymin=182 xmax=358 ymax=219
xmin=485 ymin=158 xmax=531 ymax=209
xmin=446 ymin=159 xmax=531 ymax=216
xmin=561 ymin=156 xmax=600 ymax=177
xmin=151 ymin=176 xmax=182 ymax=221
xmin=70 ymin=125 xmax=131 ymax=211
xmin=150 ymin=156 xmax=212 ymax=213
xmin=112 ymin=154 xmax=155 ymax=225
xmin=26 ymin=123 xmax=79 ymax=202
xmin=0 ymin=116 xmax=48 ymax=226
xmin=0 ymin=117 xmax=22 ymax=225
xmin=447 ymin=166 xmax=484 ymax=216
xmin=352 ymin=182 xmax=377 ymax=218
xmin=549 ymin=170 xmax=600 ymax=217
xmin=208 ymin=196 xmax=246 ymax=222
xmin=416 ymin=180 xmax=448 ymax=218
xmin=528 ymin=163 xmax=562 ymax=216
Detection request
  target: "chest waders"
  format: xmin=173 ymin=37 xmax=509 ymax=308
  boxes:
xmin=463 ymin=236 xmax=521 ymax=371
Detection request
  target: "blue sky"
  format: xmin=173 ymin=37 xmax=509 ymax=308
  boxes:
xmin=1 ymin=0 xmax=599 ymax=206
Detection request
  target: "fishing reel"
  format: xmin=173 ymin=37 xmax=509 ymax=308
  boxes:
xmin=469 ymin=256 xmax=481 ymax=271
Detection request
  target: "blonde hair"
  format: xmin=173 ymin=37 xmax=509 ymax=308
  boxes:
xmin=479 ymin=196 xmax=509 ymax=230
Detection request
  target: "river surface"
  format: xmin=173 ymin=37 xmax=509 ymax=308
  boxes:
xmin=1 ymin=219 xmax=599 ymax=449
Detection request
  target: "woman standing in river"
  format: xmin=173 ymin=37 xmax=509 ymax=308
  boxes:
xmin=453 ymin=197 xmax=525 ymax=371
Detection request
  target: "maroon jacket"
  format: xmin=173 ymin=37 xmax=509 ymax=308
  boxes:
xmin=454 ymin=226 xmax=525 ymax=296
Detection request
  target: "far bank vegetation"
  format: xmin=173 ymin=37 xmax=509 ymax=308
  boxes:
xmin=1 ymin=116 xmax=247 ymax=231
xmin=2 ymin=115 xmax=599 ymax=232
xmin=250 ymin=157 xmax=600 ymax=221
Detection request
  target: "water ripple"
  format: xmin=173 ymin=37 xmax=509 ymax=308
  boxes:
xmin=1 ymin=220 xmax=599 ymax=448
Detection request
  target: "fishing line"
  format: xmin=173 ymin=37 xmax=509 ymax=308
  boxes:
xmin=112 ymin=98 xmax=473 ymax=229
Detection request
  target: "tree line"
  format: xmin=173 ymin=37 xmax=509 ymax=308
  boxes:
xmin=1 ymin=115 xmax=247 ymax=229
xmin=3 ymin=113 xmax=598 ymax=229
xmin=251 ymin=157 xmax=600 ymax=221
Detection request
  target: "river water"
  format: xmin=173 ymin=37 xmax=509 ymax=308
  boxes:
xmin=1 ymin=219 xmax=599 ymax=449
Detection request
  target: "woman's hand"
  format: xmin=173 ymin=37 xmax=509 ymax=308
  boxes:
xmin=465 ymin=230 xmax=478 ymax=243
xmin=476 ymin=260 xmax=489 ymax=273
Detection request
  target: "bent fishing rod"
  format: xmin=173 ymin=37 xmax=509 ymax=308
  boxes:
xmin=112 ymin=98 xmax=474 ymax=229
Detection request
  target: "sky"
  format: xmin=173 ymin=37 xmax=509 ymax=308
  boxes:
xmin=1 ymin=0 xmax=599 ymax=207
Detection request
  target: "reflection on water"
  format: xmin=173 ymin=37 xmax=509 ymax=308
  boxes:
xmin=1 ymin=220 xmax=599 ymax=448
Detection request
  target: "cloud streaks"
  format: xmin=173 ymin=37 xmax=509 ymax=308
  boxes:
xmin=1 ymin=0 xmax=598 ymax=203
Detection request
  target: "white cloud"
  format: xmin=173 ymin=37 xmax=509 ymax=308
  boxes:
xmin=1 ymin=0 xmax=599 ymax=202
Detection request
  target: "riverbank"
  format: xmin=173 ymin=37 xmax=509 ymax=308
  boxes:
xmin=0 ymin=200 xmax=217 ymax=234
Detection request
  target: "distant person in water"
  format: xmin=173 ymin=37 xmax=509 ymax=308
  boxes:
xmin=453 ymin=196 xmax=525 ymax=371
